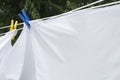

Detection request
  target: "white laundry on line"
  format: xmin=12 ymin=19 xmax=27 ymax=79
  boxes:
xmin=0 ymin=30 xmax=17 ymax=80
xmin=1 ymin=4 xmax=120 ymax=80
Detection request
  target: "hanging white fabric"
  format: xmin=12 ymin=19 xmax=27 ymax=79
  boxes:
xmin=1 ymin=4 xmax=120 ymax=80
xmin=0 ymin=30 xmax=17 ymax=58
xmin=0 ymin=30 xmax=17 ymax=80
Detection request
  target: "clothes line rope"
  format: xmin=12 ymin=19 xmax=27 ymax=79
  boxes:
xmin=0 ymin=0 xmax=103 ymax=31
xmin=0 ymin=23 xmax=23 ymax=30
xmin=0 ymin=28 xmax=23 ymax=36
xmin=36 ymin=0 xmax=120 ymax=21
xmin=93 ymin=0 xmax=120 ymax=9
xmin=68 ymin=0 xmax=104 ymax=11
xmin=0 ymin=0 xmax=120 ymax=31
xmin=39 ymin=0 xmax=104 ymax=20
xmin=42 ymin=0 xmax=120 ymax=20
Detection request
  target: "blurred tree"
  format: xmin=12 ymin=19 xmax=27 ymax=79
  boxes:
xmin=0 ymin=0 xmax=24 ymax=33
xmin=24 ymin=0 xmax=40 ymax=19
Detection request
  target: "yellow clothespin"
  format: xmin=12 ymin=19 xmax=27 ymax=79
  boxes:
xmin=9 ymin=19 xmax=18 ymax=40
xmin=9 ymin=20 xmax=18 ymax=31
xmin=14 ymin=21 xmax=18 ymax=30
xmin=10 ymin=19 xmax=14 ymax=32
xmin=11 ymin=21 xmax=18 ymax=40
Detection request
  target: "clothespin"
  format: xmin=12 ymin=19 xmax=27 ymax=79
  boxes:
xmin=9 ymin=19 xmax=14 ymax=32
xmin=12 ymin=21 xmax=18 ymax=40
xmin=14 ymin=21 xmax=18 ymax=29
xmin=9 ymin=20 xmax=18 ymax=31
xmin=18 ymin=9 xmax=30 ymax=29
xmin=21 ymin=10 xmax=30 ymax=21
xmin=9 ymin=19 xmax=18 ymax=40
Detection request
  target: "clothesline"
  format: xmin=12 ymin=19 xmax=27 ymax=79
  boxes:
xmin=94 ymin=0 xmax=120 ymax=9
xmin=0 ymin=0 xmax=105 ymax=30
xmin=0 ymin=28 xmax=23 ymax=36
xmin=0 ymin=23 xmax=23 ymax=30
xmin=37 ymin=0 xmax=104 ymax=20
xmin=43 ymin=0 xmax=120 ymax=20
xmin=0 ymin=0 xmax=120 ymax=35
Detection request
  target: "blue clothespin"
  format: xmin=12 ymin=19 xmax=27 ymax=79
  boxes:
xmin=18 ymin=9 xmax=30 ymax=29
xmin=21 ymin=10 xmax=30 ymax=21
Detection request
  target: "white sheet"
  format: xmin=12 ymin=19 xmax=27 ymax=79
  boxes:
xmin=0 ymin=30 xmax=17 ymax=80
xmin=1 ymin=4 xmax=120 ymax=80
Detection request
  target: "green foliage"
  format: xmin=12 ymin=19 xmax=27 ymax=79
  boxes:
xmin=24 ymin=0 xmax=40 ymax=19
xmin=66 ymin=0 xmax=79 ymax=11
xmin=39 ymin=1 xmax=64 ymax=18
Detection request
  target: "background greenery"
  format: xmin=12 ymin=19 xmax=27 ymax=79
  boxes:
xmin=0 ymin=0 xmax=119 ymax=33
